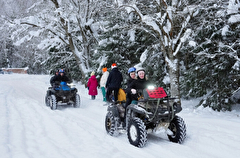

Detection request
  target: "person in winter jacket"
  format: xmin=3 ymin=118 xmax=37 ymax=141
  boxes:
xmin=50 ymin=69 xmax=59 ymax=87
xmin=87 ymin=71 xmax=98 ymax=100
xmin=100 ymin=67 xmax=109 ymax=102
xmin=106 ymin=63 xmax=123 ymax=103
xmin=128 ymin=67 xmax=149 ymax=103
xmin=125 ymin=67 xmax=137 ymax=107
xmin=51 ymin=69 xmax=71 ymax=87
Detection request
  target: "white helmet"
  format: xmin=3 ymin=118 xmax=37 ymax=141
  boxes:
xmin=136 ymin=67 xmax=145 ymax=73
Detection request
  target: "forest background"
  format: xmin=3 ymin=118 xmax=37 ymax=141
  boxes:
xmin=0 ymin=0 xmax=240 ymax=111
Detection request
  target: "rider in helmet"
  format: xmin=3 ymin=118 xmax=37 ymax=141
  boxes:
xmin=50 ymin=69 xmax=59 ymax=87
xmin=129 ymin=67 xmax=149 ymax=102
xmin=125 ymin=67 xmax=137 ymax=107
xmin=57 ymin=69 xmax=71 ymax=83
xmin=51 ymin=69 xmax=71 ymax=87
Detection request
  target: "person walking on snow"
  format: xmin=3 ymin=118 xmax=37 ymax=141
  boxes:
xmin=100 ymin=67 xmax=109 ymax=102
xmin=87 ymin=71 xmax=98 ymax=100
xmin=106 ymin=63 xmax=123 ymax=103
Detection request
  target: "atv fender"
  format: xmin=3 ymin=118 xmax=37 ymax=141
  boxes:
xmin=176 ymin=103 xmax=182 ymax=113
xmin=46 ymin=89 xmax=53 ymax=96
xmin=107 ymin=104 xmax=119 ymax=118
xmin=71 ymin=88 xmax=78 ymax=93
xmin=125 ymin=104 xmax=149 ymax=131
xmin=173 ymin=102 xmax=182 ymax=113
xmin=127 ymin=104 xmax=147 ymax=115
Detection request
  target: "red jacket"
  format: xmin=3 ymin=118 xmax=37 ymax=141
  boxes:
xmin=87 ymin=75 xmax=98 ymax=95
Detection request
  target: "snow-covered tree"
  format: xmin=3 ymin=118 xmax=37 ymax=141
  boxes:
xmin=97 ymin=7 xmax=143 ymax=83
xmin=180 ymin=0 xmax=240 ymax=111
xmin=117 ymin=0 xmax=200 ymax=104
xmin=10 ymin=0 xmax=103 ymax=82
xmin=0 ymin=16 xmax=41 ymax=71
xmin=95 ymin=1 xmax=165 ymax=87
xmin=0 ymin=0 xmax=37 ymax=17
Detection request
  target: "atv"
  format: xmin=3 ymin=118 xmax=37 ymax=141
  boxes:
xmin=105 ymin=86 xmax=186 ymax=147
xmin=45 ymin=81 xmax=80 ymax=110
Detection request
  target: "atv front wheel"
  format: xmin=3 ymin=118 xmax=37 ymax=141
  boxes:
xmin=127 ymin=117 xmax=147 ymax=148
xmin=105 ymin=111 xmax=119 ymax=136
xmin=45 ymin=94 xmax=50 ymax=106
xmin=49 ymin=95 xmax=57 ymax=110
xmin=73 ymin=94 xmax=80 ymax=108
xmin=167 ymin=116 xmax=186 ymax=144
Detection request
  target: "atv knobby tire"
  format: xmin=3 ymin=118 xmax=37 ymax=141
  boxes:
xmin=49 ymin=95 xmax=57 ymax=110
xmin=45 ymin=94 xmax=50 ymax=106
xmin=167 ymin=116 xmax=186 ymax=144
xmin=73 ymin=94 xmax=80 ymax=108
xmin=127 ymin=117 xmax=147 ymax=148
xmin=105 ymin=111 xmax=119 ymax=136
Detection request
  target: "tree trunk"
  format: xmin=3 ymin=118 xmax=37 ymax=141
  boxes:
xmin=68 ymin=36 xmax=86 ymax=83
xmin=51 ymin=0 xmax=86 ymax=84
xmin=165 ymin=50 xmax=181 ymax=105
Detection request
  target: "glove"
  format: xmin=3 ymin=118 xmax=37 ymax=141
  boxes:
xmin=131 ymin=89 xmax=136 ymax=94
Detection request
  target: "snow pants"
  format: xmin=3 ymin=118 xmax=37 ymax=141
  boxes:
xmin=106 ymin=87 xmax=119 ymax=102
xmin=101 ymin=87 xmax=106 ymax=102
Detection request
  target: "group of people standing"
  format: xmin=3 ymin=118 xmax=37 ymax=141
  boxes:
xmin=50 ymin=65 xmax=148 ymax=107
xmin=87 ymin=63 xmax=149 ymax=108
xmin=87 ymin=63 xmax=123 ymax=101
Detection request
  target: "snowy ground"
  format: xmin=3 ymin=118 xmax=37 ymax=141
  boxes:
xmin=0 ymin=74 xmax=240 ymax=158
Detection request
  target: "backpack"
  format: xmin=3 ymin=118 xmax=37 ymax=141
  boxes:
xmin=118 ymin=88 xmax=126 ymax=102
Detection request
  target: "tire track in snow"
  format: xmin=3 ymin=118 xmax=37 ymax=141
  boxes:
xmin=3 ymin=75 xmax=109 ymax=157
xmin=2 ymin=74 xmax=240 ymax=158
xmin=0 ymin=81 xmax=14 ymax=158
xmin=0 ymin=81 xmax=31 ymax=158
xmin=4 ymin=77 xmax=79 ymax=158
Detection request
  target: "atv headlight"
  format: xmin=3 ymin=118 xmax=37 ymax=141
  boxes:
xmin=147 ymin=85 xmax=155 ymax=90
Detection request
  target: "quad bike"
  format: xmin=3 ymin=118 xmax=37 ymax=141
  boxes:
xmin=45 ymin=81 xmax=80 ymax=110
xmin=105 ymin=86 xmax=186 ymax=147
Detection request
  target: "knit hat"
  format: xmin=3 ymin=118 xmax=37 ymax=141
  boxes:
xmin=91 ymin=71 xmax=95 ymax=76
xmin=102 ymin=67 xmax=107 ymax=72
xmin=111 ymin=63 xmax=117 ymax=69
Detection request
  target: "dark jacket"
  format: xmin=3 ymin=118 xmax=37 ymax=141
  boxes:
xmin=125 ymin=77 xmax=136 ymax=94
xmin=51 ymin=74 xmax=71 ymax=85
xmin=57 ymin=75 xmax=71 ymax=83
xmin=129 ymin=76 xmax=149 ymax=100
xmin=50 ymin=75 xmax=59 ymax=86
xmin=106 ymin=67 xmax=123 ymax=89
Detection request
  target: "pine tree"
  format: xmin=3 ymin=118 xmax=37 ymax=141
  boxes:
xmin=96 ymin=7 xmax=141 ymax=85
xmin=180 ymin=0 xmax=240 ymax=111
xmin=114 ymin=0 xmax=201 ymax=104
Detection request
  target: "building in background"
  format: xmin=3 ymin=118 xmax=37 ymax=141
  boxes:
xmin=1 ymin=68 xmax=28 ymax=74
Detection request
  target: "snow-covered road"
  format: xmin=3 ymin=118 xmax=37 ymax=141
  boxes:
xmin=1 ymin=74 xmax=240 ymax=158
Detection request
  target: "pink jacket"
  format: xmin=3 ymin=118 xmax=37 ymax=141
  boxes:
xmin=87 ymin=75 xmax=98 ymax=95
